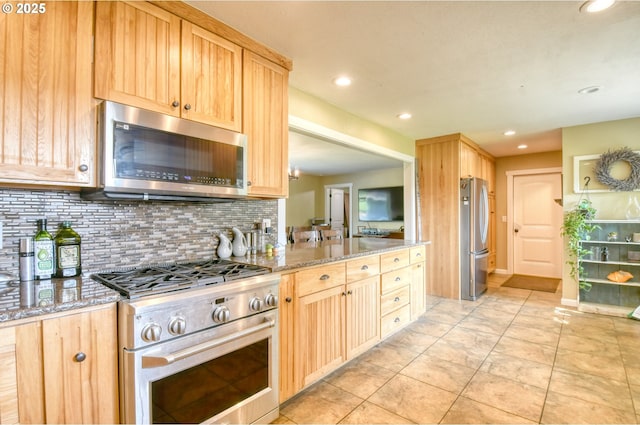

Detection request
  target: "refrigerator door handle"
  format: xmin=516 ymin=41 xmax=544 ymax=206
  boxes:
xmin=480 ymin=183 xmax=489 ymax=245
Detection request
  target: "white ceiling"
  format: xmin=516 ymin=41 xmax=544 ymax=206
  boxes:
xmin=187 ymin=0 xmax=640 ymax=174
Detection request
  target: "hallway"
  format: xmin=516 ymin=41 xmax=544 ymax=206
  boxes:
xmin=275 ymin=274 xmax=640 ymax=424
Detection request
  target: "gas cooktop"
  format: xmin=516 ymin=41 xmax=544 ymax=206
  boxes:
xmin=92 ymin=259 xmax=270 ymax=299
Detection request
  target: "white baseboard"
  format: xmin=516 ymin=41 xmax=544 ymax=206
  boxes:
xmin=561 ymin=297 xmax=578 ymax=307
xmin=493 ymin=268 xmax=509 ymax=275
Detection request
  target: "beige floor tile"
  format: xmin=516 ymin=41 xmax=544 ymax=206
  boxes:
xmin=324 ymin=358 xmax=395 ymax=399
xmin=423 ymin=308 xmax=468 ymax=325
xmin=554 ymin=349 xmax=627 ymax=382
xmin=456 ymin=314 xmax=512 ymax=335
xmin=270 ymin=414 xmax=296 ymax=424
xmin=461 ymin=371 xmax=546 ymax=422
xmin=503 ymin=323 xmax=560 ymax=347
xmin=479 ymin=351 xmax=553 ymax=389
xmin=338 ymin=401 xmax=413 ymax=424
xmin=476 ymin=298 xmax=523 ymax=314
xmin=279 ymin=381 xmax=363 ymax=424
xmin=368 ymin=375 xmax=457 ymax=424
xmin=404 ymin=317 xmax=454 ymax=338
xmin=621 ymin=344 xmax=640 ymax=368
xmin=612 ymin=317 xmax=640 ymax=334
xmin=442 ymin=326 xmax=501 ymax=351
xmin=630 ymin=384 xmax=640 ymax=415
xmin=383 ymin=328 xmax=439 ymax=354
xmin=561 ymin=323 xmax=618 ymax=345
xmin=548 ymin=369 xmax=634 ymax=412
xmin=558 ymin=332 xmax=622 ymax=359
xmin=468 ymin=305 xmax=517 ymax=322
xmin=618 ymin=331 xmax=640 ymax=350
xmin=626 ymin=366 xmax=640 ymax=386
xmin=426 ymin=338 xmax=490 ymax=369
xmin=357 ymin=342 xmax=420 ymax=373
xmin=400 ymin=352 xmax=477 ymax=394
xmin=562 ymin=310 xmax=617 ymax=331
xmin=512 ymin=311 xmax=563 ymax=331
xmin=492 ymin=335 xmax=557 ymax=365
xmin=441 ymin=396 xmax=536 ymax=424
xmin=541 ymin=390 xmax=636 ymax=424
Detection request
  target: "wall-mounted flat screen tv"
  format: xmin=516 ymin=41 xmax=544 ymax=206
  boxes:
xmin=358 ymin=186 xmax=404 ymax=222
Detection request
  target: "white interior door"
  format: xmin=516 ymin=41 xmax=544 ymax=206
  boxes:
xmin=329 ymin=188 xmax=345 ymax=232
xmin=513 ymin=173 xmax=563 ymax=278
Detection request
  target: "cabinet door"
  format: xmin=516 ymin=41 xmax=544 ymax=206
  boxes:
xmin=181 ymin=22 xmax=242 ymax=131
xmin=0 ymin=322 xmax=44 ymax=424
xmin=346 ymin=276 xmax=380 ymax=359
xmin=0 ymin=1 xmax=94 ymax=186
xmin=243 ymin=50 xmax=289 ymax=198
xmin=94 ymin=1 xmax=181 ymax=116
xmin=295 ymin=285 xmax=345 ymax=389
xmin=411 ymin=262 xmax=426 ymax=319
xmin=278 ymin=273 xmax=297 ymax=403
xmin=42 ymin=305 xmax=118 ymax=424
xmin=460 ymin=143 xmax=478 ymax=178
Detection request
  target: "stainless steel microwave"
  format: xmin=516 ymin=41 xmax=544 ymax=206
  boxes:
xmin=82 ymin=101 xmax=247 ymax=202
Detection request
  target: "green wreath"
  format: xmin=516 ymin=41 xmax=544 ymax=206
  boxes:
xmin=594 ymin=147 xmax=640 ymax=191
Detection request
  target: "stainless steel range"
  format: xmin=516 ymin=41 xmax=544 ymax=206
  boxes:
xmin=92 ymin=259 xmax=280 ymax=425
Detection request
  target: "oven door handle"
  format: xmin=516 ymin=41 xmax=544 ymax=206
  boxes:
xmin=141 ymin=317 xmax=276 ymax=368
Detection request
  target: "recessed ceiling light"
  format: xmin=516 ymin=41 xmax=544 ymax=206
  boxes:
xmin=578 ymin=85 xmax=602 ymax=94
xmin=333 ymin=76 xmax=352 ymax=87
xmin=504 ymin=130 xmax=516 ymax=136
xmin=580 ymin=0 xmax=615 ymax=13
xmin=517 ymin=144 xmax=528 ymax=150
xmin=397 ymin=113 xmax=412 ymax=120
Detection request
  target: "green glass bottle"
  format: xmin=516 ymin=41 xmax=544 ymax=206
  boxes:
xmin=34 ymin=218 xmax=54 ymax=279
xmin=54 ymin=221 xmax=82 ymax=278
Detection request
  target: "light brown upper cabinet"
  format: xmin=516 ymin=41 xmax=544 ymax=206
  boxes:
xmin=95 ymin=1 xmax=243 ymax=132
xmin=243 ymin=51 xmax=289 ymax=197
xmin=0 ymin=1 xmax=95 ymax=186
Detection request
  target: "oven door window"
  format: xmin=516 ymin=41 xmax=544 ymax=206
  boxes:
xmin=151 ymin=339 xmax=269 ymax=424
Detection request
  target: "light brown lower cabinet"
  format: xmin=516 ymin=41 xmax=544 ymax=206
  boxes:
xmin=280 ymin=248 xmax=427 ymax=402
xmin=0 ymin=304 xmax=118 ymax=424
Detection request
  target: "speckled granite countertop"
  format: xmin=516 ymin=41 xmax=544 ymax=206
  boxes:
xmin=0 ymin=276 xmax=121 ymax=324
xmin=240 ymin=238 xmax=431 ymax=272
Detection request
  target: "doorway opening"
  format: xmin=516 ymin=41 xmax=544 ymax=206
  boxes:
xmin=324 ymin=184 xmax=353 ymax=238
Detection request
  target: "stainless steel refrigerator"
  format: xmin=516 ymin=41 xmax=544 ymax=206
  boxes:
xmin=460 ymin=177 xmax=489 ymax=301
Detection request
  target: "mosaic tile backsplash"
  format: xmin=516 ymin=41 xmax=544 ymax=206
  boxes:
xmin=0 ymin=188 xmax=278 ymax=275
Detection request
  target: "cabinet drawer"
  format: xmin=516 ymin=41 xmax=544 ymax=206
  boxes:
xmin=346 ymin=255 xmax=380 ymax=283
xmin=380 ymin=285 xmax=411 ymax=316
xmin=296 ymin=263 xmax=346 ymax=297
xmin=410 ymin=246 xmax=426 ymax=264
xmin=380 ymin=249 xmax=410 ymax=272
xmin=381 ymin=304 xmax=411 ymax=338
xmin=381 ymin=266 xmax=411 ymax=293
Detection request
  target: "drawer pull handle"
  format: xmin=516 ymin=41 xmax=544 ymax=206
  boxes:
xmin=394 ymin=317 xmax=400 ymax=323
xmin=285 ymin=297 xmax=292 ymax=303
xmin=395 ymin=277 xmax=401 ymax=282
xmin=320 ymin=274 xmax=330 ymax=280
xmin=74 ymin=352 xmax=86 ymax=363
xmin=342 ymin=292 xmax=347 ymax=296
xmin=416 ymin=252 xmax=422 ymax=257
xmin=361 ymin=265 xmax=369 ymax=270
xmin=394 ymin=297 xmax=400 ymax=302
xmin=347 ymin=290 xmax=353 ymax=295
xmin=394 ymin=258 xmax=400 ymax=263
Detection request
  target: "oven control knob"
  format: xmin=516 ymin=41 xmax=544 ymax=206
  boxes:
xmin=249 ymin=297 xmax=263 ymax=312
xmin=141 ymin=323 xmax=162 ymax=343
xmin=168 ymin=317 xmax=187 ymax=336
xmin=212 ymin=306 xmax=231 ymax=323
xmin=264 ymin=293 xmax=278 ymax=308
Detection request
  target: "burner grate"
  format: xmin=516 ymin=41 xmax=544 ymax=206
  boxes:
xmin=92 ymin=259 xmax=270 ymax=299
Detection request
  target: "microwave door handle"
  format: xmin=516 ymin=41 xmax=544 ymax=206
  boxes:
xmin=141 ymin=317 xmax=276 ymax=369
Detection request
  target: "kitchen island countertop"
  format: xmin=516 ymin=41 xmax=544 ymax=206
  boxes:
xmin=0 ymin=276 xmax=121 ymax=325
xmin=240 ymin=237 xmax=431 ymax=272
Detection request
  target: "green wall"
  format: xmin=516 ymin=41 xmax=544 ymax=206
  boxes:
xmin=289 ymin=87 xmax=415 ymax=156
xmin=561 ymin=117 xmax=640 ymax=302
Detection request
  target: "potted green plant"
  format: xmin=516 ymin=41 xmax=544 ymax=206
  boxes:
xmin=561 ymin=199 xmax=600 ymax=291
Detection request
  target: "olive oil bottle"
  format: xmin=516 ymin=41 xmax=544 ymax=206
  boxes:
xmin=54 ymin=221 xmax=82 ymax=277
xmin=34 ymin=218 xmax=54 ymax=279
